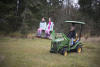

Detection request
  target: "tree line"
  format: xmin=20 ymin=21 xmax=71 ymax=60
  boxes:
xmin=0 ymin=0 xmax=100 ymax=36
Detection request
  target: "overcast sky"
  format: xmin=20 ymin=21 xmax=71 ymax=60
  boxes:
xmin=63 ymin=0 xmax=78 ymax=4
xmin=73 ymin=0 xmax=78 ymax=3
xmin=63 ymin=0 xmax=79 ymax=8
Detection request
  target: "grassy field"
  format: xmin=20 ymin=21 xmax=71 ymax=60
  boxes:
xmin=0 ymin=37 xmax=100 ymax=67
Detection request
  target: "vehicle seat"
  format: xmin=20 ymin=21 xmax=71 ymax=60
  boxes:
xmin=73 ymin=33 xmax=79 ymax=42
xmin=70 ymin=33 xmax=79 ymax=46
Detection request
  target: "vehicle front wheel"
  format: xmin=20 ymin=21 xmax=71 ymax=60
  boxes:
xmin=63 ymin=48 xmax=68 ymax=56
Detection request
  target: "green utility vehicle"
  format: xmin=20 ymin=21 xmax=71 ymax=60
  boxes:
xmin=50 ymin=21 xmax=85 ymax=56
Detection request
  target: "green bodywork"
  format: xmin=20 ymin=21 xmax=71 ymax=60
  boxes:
xmin=50 ymin=30 xmax=82 ymax=53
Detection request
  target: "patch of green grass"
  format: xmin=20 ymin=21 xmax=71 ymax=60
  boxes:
xmin=0 ymin=37 xmax=100 ymax=67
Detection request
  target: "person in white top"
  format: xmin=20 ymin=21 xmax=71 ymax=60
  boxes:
xmin=45 ymin=18 xmax=54 ymax=38
xmin=37 ymin=17 xmax=47 ymax=37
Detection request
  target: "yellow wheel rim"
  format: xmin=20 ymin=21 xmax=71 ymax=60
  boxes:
xmin=78 ymin=48 xmax=81 ymax=53
xmin=64 ymin=51 xmax=67 ymax=56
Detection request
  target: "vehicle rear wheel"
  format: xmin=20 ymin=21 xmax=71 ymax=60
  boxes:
xmin=77 ymin=45 xmax=82 ymax=53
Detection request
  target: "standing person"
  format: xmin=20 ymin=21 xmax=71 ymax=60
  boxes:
xmin=45 ymin=18 xmax=54 ymax=38
xmin=37 ymin=17 xmax=47 ymax=37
